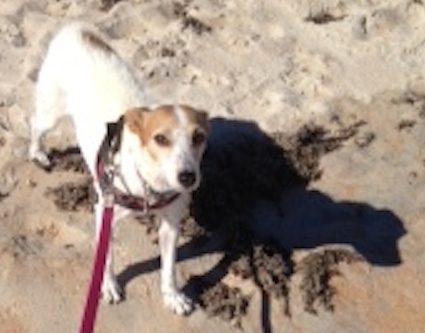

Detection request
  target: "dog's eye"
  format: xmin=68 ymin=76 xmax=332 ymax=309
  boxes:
xmin=192 ymin=131 xmax=206 ymax=146
xmin=153 ymin=134 xmax=170 ymax=147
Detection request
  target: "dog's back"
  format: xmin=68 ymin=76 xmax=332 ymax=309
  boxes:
xmin=31 ymin=22 xmax=147 ymax=169
xmin=36 ymin=22 xmax=146 ymax=126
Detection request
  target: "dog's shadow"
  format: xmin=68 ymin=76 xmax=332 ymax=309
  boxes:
xmin=117 ymin=117 xmax=405 ymax=330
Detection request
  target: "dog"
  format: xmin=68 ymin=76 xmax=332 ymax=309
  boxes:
xmin=29 ymin=22 xmax=208 ymax=315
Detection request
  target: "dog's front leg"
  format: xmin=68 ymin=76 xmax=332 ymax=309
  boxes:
xmin=94 ymin=202 xmax=122 ymax=304
xmin=158 ymin=198 xmax=193 ymax=315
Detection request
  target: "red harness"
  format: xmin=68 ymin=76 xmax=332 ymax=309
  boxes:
xmin=78 ymin=118 xmax=179 ymax=333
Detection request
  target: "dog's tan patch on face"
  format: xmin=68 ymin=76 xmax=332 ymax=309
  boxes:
xmin=137 ymin=106 xmax=178 ymax=162
xmin=129 ymin=106 xmax=178 ymax=145
xmin=124 ymin=105 xmax=208 ymax=162
xmin=124 ymin=107 xmax=177 ymax=159
xmin=145 ymin=106 xmax=180 ymax=141
xmin=124 ymin=108 xmax=146 ymax=135
xmin=81 ymin=30 xmax=114 ymax=53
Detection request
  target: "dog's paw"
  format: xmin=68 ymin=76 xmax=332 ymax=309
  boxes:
xmin=30 ymin=150 xmax=51 ymax=169
xmin=101 ymin=275 xmax=122 ymax=304
xmin=162 ymin=290 xmax=193 ymax=315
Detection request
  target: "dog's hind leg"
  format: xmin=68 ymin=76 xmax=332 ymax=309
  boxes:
xmin=29 ymin=63 xmax=65 ymax=168
xmin=29 ymin=115 xmax=55 ymax=168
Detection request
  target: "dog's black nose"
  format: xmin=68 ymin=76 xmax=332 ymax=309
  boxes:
xmin=178 ymin=171 xmax=196 ymax=188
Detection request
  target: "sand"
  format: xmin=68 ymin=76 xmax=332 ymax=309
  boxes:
xmin=1 ymin=0 xmax=425 ymax=332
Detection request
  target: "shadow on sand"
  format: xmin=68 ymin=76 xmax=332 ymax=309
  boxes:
xmin=117 ymin=117 xmax=405 ymax=331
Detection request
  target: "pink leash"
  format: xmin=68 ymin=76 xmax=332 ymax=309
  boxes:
xmin=79 ymin=195 xmax=114 ymax=333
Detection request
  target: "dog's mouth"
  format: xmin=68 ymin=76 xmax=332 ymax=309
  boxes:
xmin=133 ymin=163 xmax=183 ymax=195
xmin=133 ymin=155 xmax=202 ymax=195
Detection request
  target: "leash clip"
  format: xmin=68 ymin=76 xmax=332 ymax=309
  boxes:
xmin=103 ymin=191 xmax=115 ymax=209
xmin=103 ymin=161 xmax=117 ymax=208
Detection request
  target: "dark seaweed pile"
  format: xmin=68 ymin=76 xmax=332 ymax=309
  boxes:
xmin=297 ymin=249 xmax=363 ymax=313
xmin=199 ymin=282 xmax=249 ymax=326
xmin=229 ymin=243 xmax=292 ymax=314
xmin=45 ymin=179 xmax=97 ymax=212
xmin=48 ymin=147 xmax=88 ymax=174
xmin=274 ymin=121 xmax=365 ymax=181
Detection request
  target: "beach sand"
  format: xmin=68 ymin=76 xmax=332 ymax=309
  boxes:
xmin=1 ymin=0 xmax=425 ymax=332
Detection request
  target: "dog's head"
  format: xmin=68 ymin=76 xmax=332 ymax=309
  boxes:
xmin=123 ymin=105 xmax=208 ymax=193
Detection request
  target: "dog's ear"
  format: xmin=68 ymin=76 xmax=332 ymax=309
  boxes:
xmin=124 ymin=107 xmax=150 ymax=134
xmin=196 ymin=109 xmax=209 ymax=132
xmin=196 ymin=109 xmax=208 ymax=119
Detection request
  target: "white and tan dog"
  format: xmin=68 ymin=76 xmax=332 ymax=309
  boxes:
xmin=29 ymin=22 xmax=208 ymax=315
